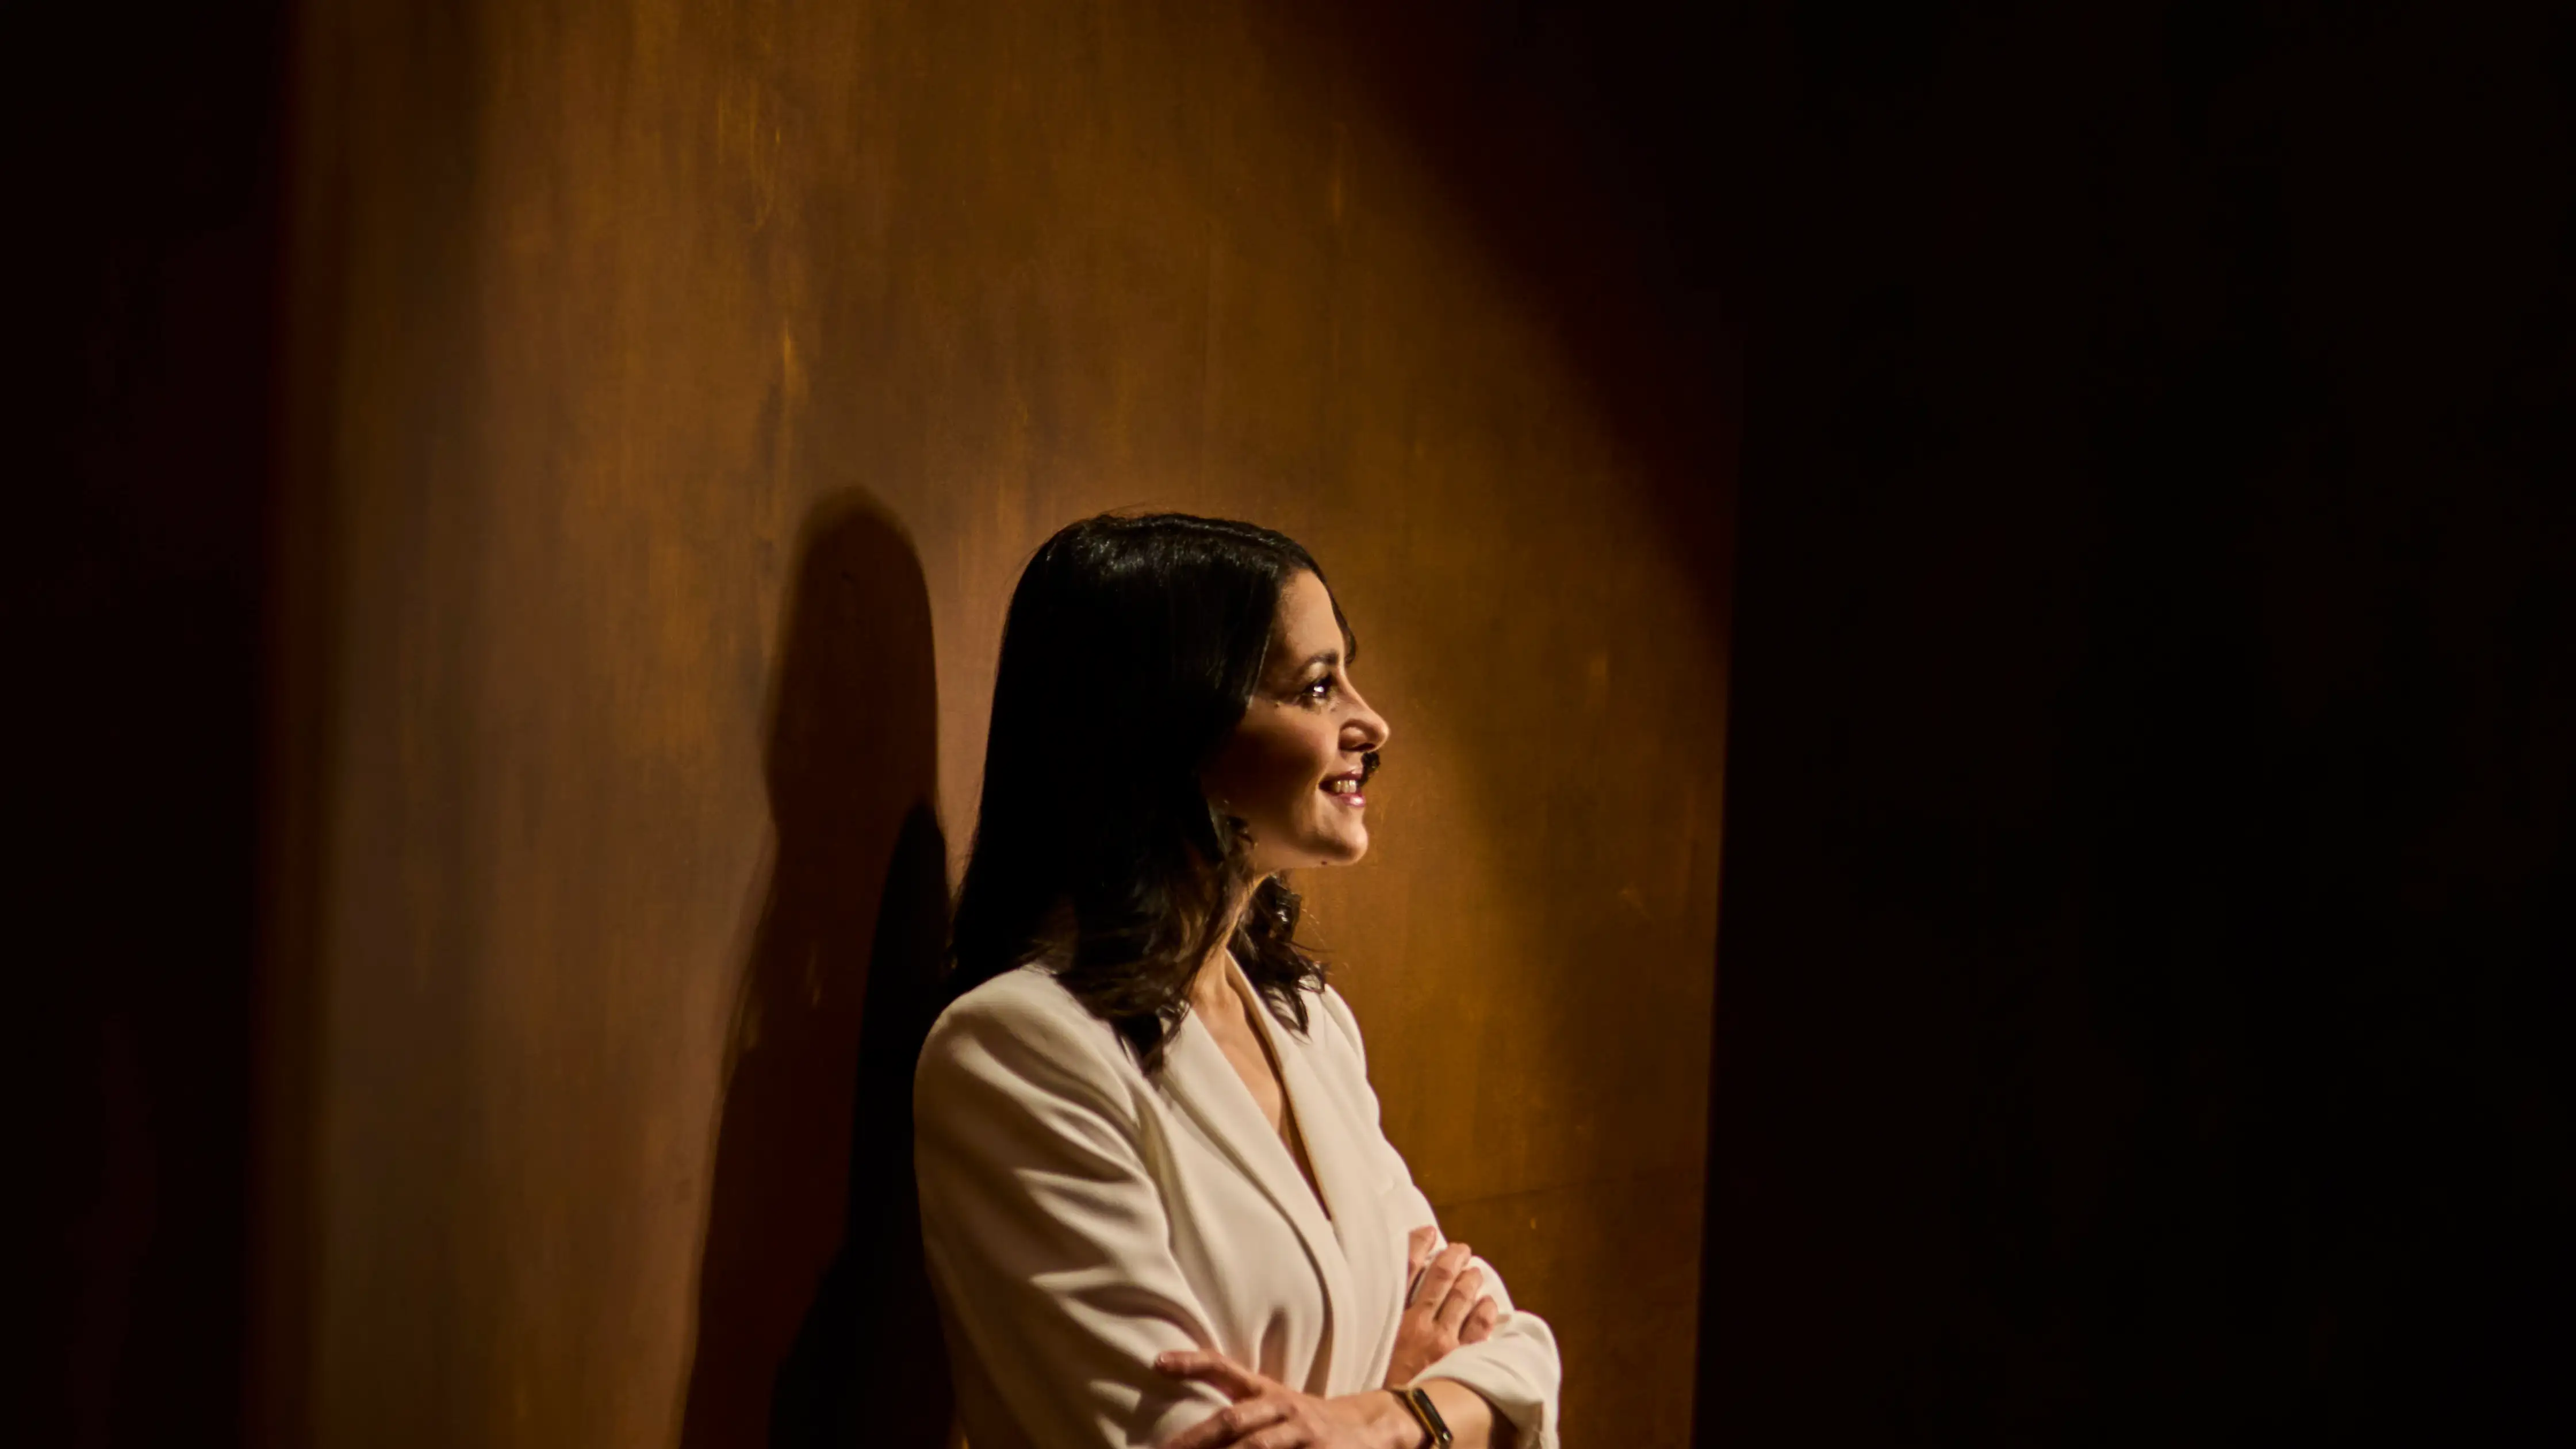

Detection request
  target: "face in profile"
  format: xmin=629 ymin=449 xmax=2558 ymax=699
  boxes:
xmin=1199 ymin=569 xmax=1393 ymax=876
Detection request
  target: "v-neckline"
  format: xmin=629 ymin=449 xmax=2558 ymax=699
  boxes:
xmin=1160 ymin=958 xmax=1389 ymax=1391
xmin=1218 ymin=956 xmax=1335 ymax=1227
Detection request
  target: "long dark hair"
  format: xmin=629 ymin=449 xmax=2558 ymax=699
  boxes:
xmin=944 ymin=511 xmax=1355 ymax=1074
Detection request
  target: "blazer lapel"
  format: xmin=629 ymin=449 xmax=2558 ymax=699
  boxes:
xmin=1248 ymin=981 xmax=1406 ymax=1392
xmin=1161 ymin=969 xmax=1363 ymax=1386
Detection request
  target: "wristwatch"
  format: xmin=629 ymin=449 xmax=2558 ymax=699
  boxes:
xmin=1392 ymin=1385 xmax=1454 ymax=1448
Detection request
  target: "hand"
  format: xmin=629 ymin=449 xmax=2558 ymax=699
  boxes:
xmin=1155 ymin=1350 xmax=1412 ymax=1449
xmin=1382 ymin=1227 xmax=1501 ymax=1389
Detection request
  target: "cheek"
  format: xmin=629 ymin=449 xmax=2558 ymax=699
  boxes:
xmin=1220 ymin=716 xmax=1335 ymax=808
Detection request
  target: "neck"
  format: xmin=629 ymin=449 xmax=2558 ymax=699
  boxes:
xmin=1186 ymin=877 xmax=1263 ymax=1018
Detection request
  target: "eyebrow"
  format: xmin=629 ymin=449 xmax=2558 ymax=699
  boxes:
xmin=1273 ymin=636 xmax=1358 ymax=681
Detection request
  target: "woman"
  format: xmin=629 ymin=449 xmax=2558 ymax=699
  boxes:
xmin=914 ymin=513 xmax=1562 ymax=1449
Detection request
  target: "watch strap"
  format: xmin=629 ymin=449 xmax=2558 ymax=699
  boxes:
xmin=1396 ymin=1385 xmax=1454 ymax=1448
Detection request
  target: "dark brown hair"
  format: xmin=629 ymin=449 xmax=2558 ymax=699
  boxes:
xmin=941 ymin=511 xmax=1358 ymax=1072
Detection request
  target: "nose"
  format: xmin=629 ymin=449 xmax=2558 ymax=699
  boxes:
xmin=1346 ymin=689 xmax=1392 ymax=756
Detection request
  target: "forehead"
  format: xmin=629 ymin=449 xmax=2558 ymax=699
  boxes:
xmin=1270 ymin=570 xmax=1344 ymax=658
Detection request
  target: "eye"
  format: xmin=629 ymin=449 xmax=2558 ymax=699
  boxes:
xmin=1301 ymin=673 xmax=1336 ymax=702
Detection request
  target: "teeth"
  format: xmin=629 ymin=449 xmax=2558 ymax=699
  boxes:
xmin=1325 ymin=779 xmax=1359 ymax=794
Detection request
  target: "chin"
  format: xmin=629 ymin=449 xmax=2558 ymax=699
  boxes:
xmin=1314 ymin=830 xmax=1369 ymax=867
xmin=1262 ymin=835 xmax=1366 ymax=873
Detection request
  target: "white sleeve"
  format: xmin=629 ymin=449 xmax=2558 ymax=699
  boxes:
xmin=1318 ymin=986 xmax=1565 ymax=1449
xmin=913 ymin=987 xmax=1234 ymax=1449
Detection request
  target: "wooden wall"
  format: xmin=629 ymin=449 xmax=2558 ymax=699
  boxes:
xmin=260 ymin=3 xmax=1731 ymax=1447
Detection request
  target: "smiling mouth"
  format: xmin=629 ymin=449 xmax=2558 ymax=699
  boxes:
xmin=1321 ymin=772 xmax=1368 ymax=806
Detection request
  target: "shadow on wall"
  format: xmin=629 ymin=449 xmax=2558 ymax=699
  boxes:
xmin=680 ymin=492 xmax=957 ymax=1449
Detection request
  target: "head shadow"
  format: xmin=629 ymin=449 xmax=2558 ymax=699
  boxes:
xmin=679 ymin=490 xmax=956 ymax=1449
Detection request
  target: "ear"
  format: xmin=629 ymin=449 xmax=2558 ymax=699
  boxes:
xmin=1195 ymin=786 xmax=1244 ymax=864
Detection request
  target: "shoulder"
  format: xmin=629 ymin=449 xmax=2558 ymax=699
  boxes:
xmin=917 ymin=963 xmax=1137 ymax=1107
xmin=1288 ymin=980 xmax=1399 ymax=1136
xmin=1301 ymin=978 xmax=1373 ymax=1071
xmin=931 ymin=959 xmax=1088 ymax=1030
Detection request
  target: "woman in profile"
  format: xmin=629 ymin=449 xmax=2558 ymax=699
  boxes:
xmin=914 ymin=513 xmax=1561 ymax=1449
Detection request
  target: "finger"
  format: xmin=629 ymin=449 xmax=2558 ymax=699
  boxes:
xmin=1412 ymin=1241 xmax=1472 ymax=1312
xmin=1436 ymin=1267 xmax=1486 ymax=1334
xmin=1155 ymin=1351 xmax=1269 ymax=1402
xmin=1157 ymin=1391 xmax=1292 ymax=1449
xmin=1406 ymin=1226 xmax=1436 ymax=1281
xmin=1461 ymin=1295 xmax=1502 ymax=1344
xmin=1240 ymin=1421 xmax=1315 ymax=1449
xmin=1403 ymin=1229 xmax=1435 ymax=1303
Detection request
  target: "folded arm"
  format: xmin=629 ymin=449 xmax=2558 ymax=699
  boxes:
xmin=914 ymin=990 xmax=1236 ymax=1449
xmin=1318 ymin=986 xmax=1563 ymax=1449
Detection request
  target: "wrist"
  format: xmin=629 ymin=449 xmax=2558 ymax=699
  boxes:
xmin=1377 ymin=1387 xmax=1428 ymax=1449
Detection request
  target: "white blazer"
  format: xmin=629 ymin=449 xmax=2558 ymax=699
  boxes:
xmin=913 ymin=953 xmax=1563 ymax=1449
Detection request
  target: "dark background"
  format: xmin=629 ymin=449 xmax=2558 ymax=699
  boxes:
xmin=1701 ymin=1 xmax=2574 ymax=1443
xmin=16 ymin=1 xmax=289 ymax=1444
xmin=21 ymin=0 xmax=2570 ymax=1443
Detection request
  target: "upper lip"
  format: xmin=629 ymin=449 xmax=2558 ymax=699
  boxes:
xmin=1325 ymin=767 xmax=1367 ymax=784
